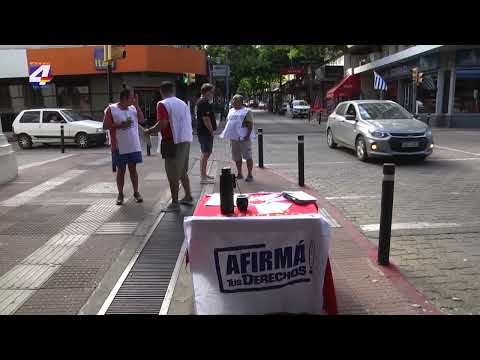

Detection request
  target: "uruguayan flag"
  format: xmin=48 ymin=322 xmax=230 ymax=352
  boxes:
xmin=374 ymin=71 xmax=388 ymax=91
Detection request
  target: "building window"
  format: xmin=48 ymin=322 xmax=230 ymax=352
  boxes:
xmin=454 ymin=77 xmax=480 ymax=113
xmin=57 ymin=85 xmax=91 ymax=115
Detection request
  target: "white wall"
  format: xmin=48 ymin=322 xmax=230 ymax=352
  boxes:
xmin=0 ymin=49 xmax=28 ymax=79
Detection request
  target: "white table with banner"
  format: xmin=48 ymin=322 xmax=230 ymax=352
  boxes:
xmin=183 ymin=192 xmax=338 ymax=315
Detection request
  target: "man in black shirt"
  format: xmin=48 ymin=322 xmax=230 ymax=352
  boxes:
xmin=196 ymin=83 xmax=217 ymax=184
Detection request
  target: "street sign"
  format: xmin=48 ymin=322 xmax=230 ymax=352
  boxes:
xmin=212 ymin=65 xmax=230 ymax=77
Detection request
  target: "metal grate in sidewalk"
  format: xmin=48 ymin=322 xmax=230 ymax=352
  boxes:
xmin=103 ymin=160 xmax=206 ymax=314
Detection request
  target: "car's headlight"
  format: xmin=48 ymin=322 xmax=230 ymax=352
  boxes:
xmin=96 ymin=128 xmax=103 ymax=133
xmin=369 ymin=130 xmax=389 ymax=138
xmin=425 ymin=128 xmax=432 ymax=137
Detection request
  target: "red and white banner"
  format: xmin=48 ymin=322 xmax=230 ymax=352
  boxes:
xmin=184 ymin=214 xmax=331 ymax=315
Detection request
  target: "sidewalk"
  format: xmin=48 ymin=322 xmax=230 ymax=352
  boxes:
xmin=0 ymin=146 xmax=188 ymax=314
xmin=167 ymin=159 xmax=441 ymax=315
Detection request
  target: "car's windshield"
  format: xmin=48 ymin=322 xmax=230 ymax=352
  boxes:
xmin=61 ymin=110 xmax=91 ymax=122
xmin=358 ymin=102 xmax=413 ymax=120
xmin=293 ymin=100 xmax=308 ymax=106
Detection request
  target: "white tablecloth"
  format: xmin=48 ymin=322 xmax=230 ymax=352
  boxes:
xmin=184 ymin=214 xmax=331 ymax=315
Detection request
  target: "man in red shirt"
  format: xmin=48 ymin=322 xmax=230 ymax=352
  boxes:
xmin=144 ymin=82 xmax=193 ymax=212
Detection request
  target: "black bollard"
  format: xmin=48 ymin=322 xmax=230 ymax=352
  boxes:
xmin=378 ymin=163 xmax=395 ymax=266
xmin=147 ymin=144 xmax=151 ymax=156
xmin=60 ymin=125 xmax=65 ymax=153
xmin=298 ymin=135 xmax=304 ymax=187
xmin=258 ymin=128 xmax=264 ymax=168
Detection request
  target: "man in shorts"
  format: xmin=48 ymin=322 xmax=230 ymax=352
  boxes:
xmin=103 ymin=86 xmax=145 ymax=205
xmin=196 ymin=83 xmax=217 ymax=184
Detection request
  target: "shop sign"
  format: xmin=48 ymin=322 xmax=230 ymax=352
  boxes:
xmin=29 ymin=62 xmax=53 ymax=86
xmin=381 ymin=61 xmax=418 ymax=79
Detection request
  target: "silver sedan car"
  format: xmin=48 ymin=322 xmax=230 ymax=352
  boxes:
xmin=326 ymin=100 xmax=434 ymax=161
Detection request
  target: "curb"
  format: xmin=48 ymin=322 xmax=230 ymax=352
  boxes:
xmin=262 ymin=165 xmax=442 ymax=315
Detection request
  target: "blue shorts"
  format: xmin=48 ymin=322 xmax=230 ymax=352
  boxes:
xmin=112 ymin=150 xmax=143 ymax=168
xmin=198 ymin=135 xmax=214 ymax=154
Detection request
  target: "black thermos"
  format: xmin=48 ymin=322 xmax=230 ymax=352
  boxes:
xmin=220 ymin=167 xmax=236 ymax=214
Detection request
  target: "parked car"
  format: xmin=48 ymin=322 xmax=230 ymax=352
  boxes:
xmin=279 ymin=102 xmax=289 ymax=115
xmin=258 ymin=101 xmax=266 ymax=109
xmin=248 ymin=100 xmax=258 ymax=108
xmin=13 ymin=108 xmax=106 ymax=149
xmin=326 ymin=100 xmax=434 ymax=162
xmin=288 ymin=100 xmax=311 ymax=118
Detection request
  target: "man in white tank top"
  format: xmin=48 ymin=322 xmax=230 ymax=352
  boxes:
xmin=103 ymin=86 xmax=145 ymax=205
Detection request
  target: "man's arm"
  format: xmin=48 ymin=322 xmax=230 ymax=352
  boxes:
xmin=133 ymin=95 xmax=145 ymax=124
xmin=242 ymin=111 xmax=253 ymax=140
xmin=145 ymin=103 xmax=169 ymax=135
xmin=202 ymin=115 xmax=215 ymax=136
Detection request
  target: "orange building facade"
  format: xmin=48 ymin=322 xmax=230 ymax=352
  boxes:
xmin=0 ymin=46 xmax=207 ymax=125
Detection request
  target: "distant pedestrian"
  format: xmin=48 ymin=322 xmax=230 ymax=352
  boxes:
xmin=144 ymin=81 xmax=193 ymax=212
xmin=196 ymin=83 xmax=217 ymax=184
xmin=103 ymin=86 xmax=145 ymax=205
xmin=221 ymin=94 xmax=255 ymax=182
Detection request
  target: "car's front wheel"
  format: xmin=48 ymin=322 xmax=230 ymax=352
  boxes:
xmin=17 ymin=134 xmax=33 ymax=149
xmin=327 ymin=128 xmax=337 ymax=149
xmin=356 ymin=136 xmax=369 ymax=162
xmin=76 ymin=133 xmax=89 ymax=149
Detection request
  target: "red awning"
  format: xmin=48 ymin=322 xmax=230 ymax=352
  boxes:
xmin=326 ymin=74 xmax=361 ymax=100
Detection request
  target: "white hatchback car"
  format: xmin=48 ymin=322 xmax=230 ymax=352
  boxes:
xmin=13 ymin=108 xmax=106 ymax=149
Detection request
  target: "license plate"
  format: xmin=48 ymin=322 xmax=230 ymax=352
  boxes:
xmin=401 ymin=141 xmax=419 ymax=148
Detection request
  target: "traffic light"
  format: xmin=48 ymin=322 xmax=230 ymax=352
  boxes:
xmin=412 ymin=67 xmax=418 ymax=82
xmin=417 ymin=72 xmax=424 ymax=85
xmin=103 ymin=45 xmax=126 ymax=62
xmin=182 ymin=73 xmax=188 ymax=85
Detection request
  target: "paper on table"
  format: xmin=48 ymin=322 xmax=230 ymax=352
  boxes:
xmin=248 ymin=193 xmax=285 ymax=203
xmin=205 ymin=193 xmax=240 ymax=207
xmin=254 ymin=202 xmax=292 ymax=215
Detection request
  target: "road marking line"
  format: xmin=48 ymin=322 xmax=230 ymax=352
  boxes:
xmin=0 ymin=170 xmax=86 ymax=207
xmin=18 ymin=154 xmax=76 ymax=171
xmin=361 ymin=222 xmax=460 ymax=232
xmin=434 ymin=145 xmax=480 ymax=157
xmin=429 ymin=157 xmax=480 ymax=162
xmin=326 ymin=195 xmax=378 ymax=200
xmin=265 ymin=161 xmax=354 ymax=167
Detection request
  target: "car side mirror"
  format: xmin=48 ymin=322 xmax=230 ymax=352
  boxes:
xmin=345 ymin=114 xmax=356 ymax=121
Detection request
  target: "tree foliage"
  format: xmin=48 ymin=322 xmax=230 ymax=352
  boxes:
xmin=203 ymin=45 xmax=346 ymax=99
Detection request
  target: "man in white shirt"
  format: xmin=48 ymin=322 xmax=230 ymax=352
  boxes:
xmin=103 ymin=86 xmax=145 ymax=205
xmin=144 ymin=82 xmax=193 ymax=212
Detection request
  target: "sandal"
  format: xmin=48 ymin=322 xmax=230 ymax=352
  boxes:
xmin=134 ymin=192 xmax=143 ymax=203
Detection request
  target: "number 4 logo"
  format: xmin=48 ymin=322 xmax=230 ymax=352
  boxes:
xmin=29 ymin=63 xmax=53 ymax=86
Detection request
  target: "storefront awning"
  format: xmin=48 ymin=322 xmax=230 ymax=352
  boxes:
xmin=326 ymin=74 xmax=361 ymax=100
